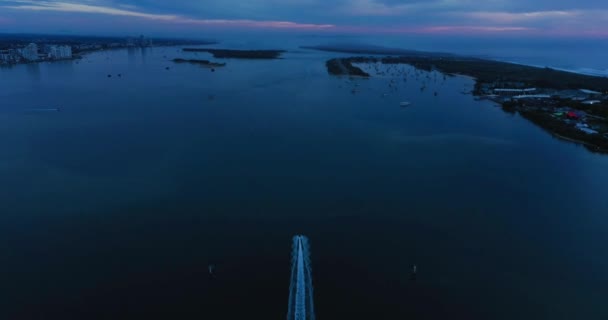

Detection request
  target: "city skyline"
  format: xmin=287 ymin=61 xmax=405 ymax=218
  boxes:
xmin=0 ymin=0 xmax=607 ymax=38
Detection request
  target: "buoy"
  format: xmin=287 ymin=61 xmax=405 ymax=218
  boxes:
xmin=410 ymin=264 xmax=417 ymax=280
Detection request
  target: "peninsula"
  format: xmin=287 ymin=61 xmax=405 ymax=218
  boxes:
xmin=302 ymin=44 xmax=455 ymax=58
xmin=182 ymin=48 xmax=285 ymax=59
xmin=326 ymin=58 xmax=369 ymax=77
xmin=320 ymin=53 xmax=608 ymax=153
xmin=172 ymin=58 xmax=226 ymax=67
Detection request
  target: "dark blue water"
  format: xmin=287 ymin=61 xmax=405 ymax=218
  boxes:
xmin=1 ymin=46 xmax=608 ymax=319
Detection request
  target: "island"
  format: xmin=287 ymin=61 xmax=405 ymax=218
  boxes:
xmin=172 ymin=58 xmax=226 ymax=67
xmin=182 ymin=48 xmax=285 ymax=59
xmin=318 ymin=51 xmax=608 ymax=153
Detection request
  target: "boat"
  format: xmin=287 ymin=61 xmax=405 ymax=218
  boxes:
xmin=400 ymin=101 xmax=411 ymax=107
xmin=26 ymin=108 xmax=60 ymax=112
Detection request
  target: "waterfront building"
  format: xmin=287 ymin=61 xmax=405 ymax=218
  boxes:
xmin=49 ymin=45 xmax=73 ymax=59
xmin=494 ymin=88 xmax=537 ymax=96
xmin=582 ymin=100 xmax=602 ymax=105
xmin=0 ymin=51 xmax=8 ymax=64
xmin=19 ymin=43 xmax=39 ymax=61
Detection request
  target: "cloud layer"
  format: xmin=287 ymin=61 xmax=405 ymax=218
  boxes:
xmin=0 ymin=0 xmax=606 ymax=36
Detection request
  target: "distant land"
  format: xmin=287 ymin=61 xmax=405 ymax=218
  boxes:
xmin=319 ymin=46 xmax=608 ymax=153
xmin=0 ymin=33 xmax=218 ymax=66
xmin=326 ymin=58 xmax=370 ymax=77
xmin=302 ymin=44 xmax=457 ymax=58
xmin=172 ymin=58 xmax=226 ymax=67
xmin=0 ymin=33 xmax=217 ymax=51
xmin=182 ymin=48 xmax=285 ymax=59
xmin=328 ymin=56 xmax=608 ymax=93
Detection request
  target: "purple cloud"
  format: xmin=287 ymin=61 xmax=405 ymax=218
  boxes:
xmin=0 ymin=0 xmax=607 ymax=37
xmin=2 ymin=0 xmax=335 ymax=30
xmin=464 ymin=10 xmax=582 ymax=23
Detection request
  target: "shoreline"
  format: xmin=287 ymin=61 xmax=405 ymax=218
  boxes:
xmin=550 ymin=131 xmax=608 ymax=153
xmin=182 ymin=48 xmax=285 ymax=59
xmin=552 ymin=132 xmax=594 ymax=147
xmin=1 ymin=42 xmax=213 ymax=67
xmin=322 ymin=54 xmax=608 ymax=154
xmin=0 ymin=55 xmax=82 ymax=67
xmin=172 ymin=58 xmax=226 ymax=67
xmin=305 ymin=45 xmax=608 ymax=79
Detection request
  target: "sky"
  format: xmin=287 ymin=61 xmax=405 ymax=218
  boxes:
xmin=0 ymin=0 xmax=607 ymax=38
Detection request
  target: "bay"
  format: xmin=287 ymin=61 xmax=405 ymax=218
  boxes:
xmin=1 ymin=45 xmax=607 ymax=319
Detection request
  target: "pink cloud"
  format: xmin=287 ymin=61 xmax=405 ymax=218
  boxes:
xmin=539 ymin=28 xmax=608 ymax=38
xmin=177 ymin=18 xmax=334 ymax=30
xmin=3 ymin=1 xmax=608 ymax=38
xmin=333 ymin=25 xmax=533 ymax=35
xmin=419 ymin=26 xmax=533 ymax=33
xmin=4 ymin=1 xmax=180 ymax=20
xmin=0 ymin=16 xmax=14 ymax=24
xmin=4 ymin=1 xmax=335 ymax=30
xmin=466 ymin=10 xmax=580 ymax=23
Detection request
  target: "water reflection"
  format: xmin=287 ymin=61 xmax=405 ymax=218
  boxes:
xmin=127 ymin=47 xmax=148 ymax=65
xmin=26 ymin=63 xmax=40 ymax=81
xmin=127 ymin=47 xmax=137 ymax=66
xmin=1 ymin=47 xmax=607 ymax=320
xmin=46 ymin=60 xmax=75 ymax=77
xmin=141 ymin=47 xmax=148 ymax=63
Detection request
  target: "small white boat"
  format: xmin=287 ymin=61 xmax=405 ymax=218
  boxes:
xmin=400 ymin=101 xmax=411 ymax=107
xmin=26 ymin=108 xmax=60 ymax=112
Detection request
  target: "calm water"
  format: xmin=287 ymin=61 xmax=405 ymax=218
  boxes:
xmin=1 ymin=46 xmax=608 ymax=320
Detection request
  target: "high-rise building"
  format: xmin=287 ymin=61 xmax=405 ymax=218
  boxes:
xmin=19 ymin=43 xmax=39 ymax=61
xmin=137 ymin=35 xmax=153 ymax=47
xmin=48 ymin=45 xmax=73 ymax=59
xmin=0 ymin=50 xmax=11 ymax=64
xmin=0 ymin=50 xmax=15 ymax=64
xmin=58 ymin=45 xmax=72 ymax=58
xmin=48 ymin=46 xmax=59 ymax=58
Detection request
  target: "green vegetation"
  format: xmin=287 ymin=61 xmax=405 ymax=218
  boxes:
xmin=323 ymin=54 xmax=608 ymax=154
xmin=570 ymin=101 xmax=608 ymax=118
xmin=326 ymin=58 xmax=370 ymax=77
xmin=172 ymin=58 xmax=226 ymax=67
xmin=518 ymin=109 xmax=608 ymax=153
xmin=325 ymin=59 xmax=343 ymax=75
xmin=325 ymin=56 xmax=608 ymax=93
xmin=182 ymin=48 xmax=285 ymax=59
xmin=302 ymin=45 xmax=455 ymax=58
xmin=377 ymin=56 xmax=608 ymax=93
